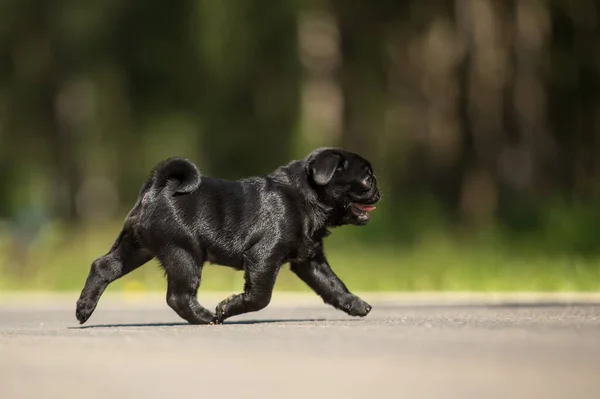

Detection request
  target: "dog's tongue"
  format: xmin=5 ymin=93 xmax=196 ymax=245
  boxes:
xmin=355 ymin=204 xmax=376 ymax=212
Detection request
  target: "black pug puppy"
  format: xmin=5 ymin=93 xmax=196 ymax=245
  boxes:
xmin=76 ymin=147 xmax=381 ymax=325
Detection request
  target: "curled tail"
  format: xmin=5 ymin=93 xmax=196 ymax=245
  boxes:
xmin=144 ymin=157 xmax=202 ymax=196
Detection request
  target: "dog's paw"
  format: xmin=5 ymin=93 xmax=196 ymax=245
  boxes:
xmin=214 ymin=294 xmax=238 ymax=324
xmin=75 ymin=298 xmax=96 ymax=324
xmin=341 ymin=296 xmax=372 ymax=317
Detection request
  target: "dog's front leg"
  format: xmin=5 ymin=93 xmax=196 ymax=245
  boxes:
xmin=213 ymin=255 xmax=281 ymax=324
xmin=290 ymin=252 xmax=371 ymax=317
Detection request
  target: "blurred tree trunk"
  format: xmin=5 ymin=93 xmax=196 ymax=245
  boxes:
xmin=41 ymin=5 xmax=82 ymax=223
xmin=452 ymin=0 xmax=518 ymax=226
xmin=331 ymin=0 xmax=387 ymax=162
xmin=111 ymin=0 xmax=198 ymax=202
xmin=4 ymin=2 xmax=82 ymax=223
xmin=43 ymin=81 xmax=81 ymax=223
xmin=197 ymin=0 xmax=300 ymax=178
xmin=547 ymin=0 xmax=600 ymax=199
xmin=0 ymin=158 xmax=13 ymax=218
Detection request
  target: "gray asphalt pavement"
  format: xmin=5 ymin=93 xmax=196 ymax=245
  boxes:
xmin=1 ymin=292 xmax=599 ymax=399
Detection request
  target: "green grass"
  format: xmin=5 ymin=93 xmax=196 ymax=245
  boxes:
xmin=1 ymin=221 xmax=600 ymax=292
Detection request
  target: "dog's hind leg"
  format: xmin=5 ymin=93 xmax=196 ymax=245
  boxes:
xmin=76 ymin=228 xmax=153 ymax=324
xmin=160 ymin=247 xmax=214 ymax=324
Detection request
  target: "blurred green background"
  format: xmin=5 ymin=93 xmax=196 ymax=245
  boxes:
xmin=1 ymin=0 xmax=600 ymax=293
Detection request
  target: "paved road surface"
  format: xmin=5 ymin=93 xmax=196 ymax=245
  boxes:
xmin=1 ymin=293 xmax=599 ymax=399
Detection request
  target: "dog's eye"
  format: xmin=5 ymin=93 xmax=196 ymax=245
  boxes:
xmin=361 ymin=175 xmax=372 ymax=187
xmin=336 ymin=159 xmax=348 ymax=172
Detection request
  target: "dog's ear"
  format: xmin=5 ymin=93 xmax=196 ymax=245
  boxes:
xmin=307 ymin=150 xmax=342 ymax=185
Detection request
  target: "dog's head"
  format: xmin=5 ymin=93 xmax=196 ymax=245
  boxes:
xmin=305 ymin=148 xmax=381 ymax=226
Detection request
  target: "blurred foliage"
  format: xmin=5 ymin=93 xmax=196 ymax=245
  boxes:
xmin=1 ymin=219 xmax=599 ymax=292
xmin=2 ymin=0 xmax=600 ymax=290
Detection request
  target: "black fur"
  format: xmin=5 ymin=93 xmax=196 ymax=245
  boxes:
xmin=76 ymin=147 xmax=381 ymax=325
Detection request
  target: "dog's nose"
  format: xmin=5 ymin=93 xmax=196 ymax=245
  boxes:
xmin=374 ymin=192 xmax=381 ymax=202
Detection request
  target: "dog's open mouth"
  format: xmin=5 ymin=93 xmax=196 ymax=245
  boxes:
xmin=350 ymin=203 xmax=376 ymax=221
xmin=352 ymin=204 xmax=376 ymax=213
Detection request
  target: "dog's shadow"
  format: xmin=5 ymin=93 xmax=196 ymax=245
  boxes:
xmin=71 ymin=318 xmax=329 ymax=329
xmin=70 ymin=302 xmax=599 ymax=329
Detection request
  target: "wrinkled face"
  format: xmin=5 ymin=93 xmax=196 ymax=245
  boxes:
xmin=306 ymin=148 xmax=381 ymax=226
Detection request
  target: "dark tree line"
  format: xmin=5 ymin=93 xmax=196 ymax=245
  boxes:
xmin=1 ymin=0 xmax=600 ymax=249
